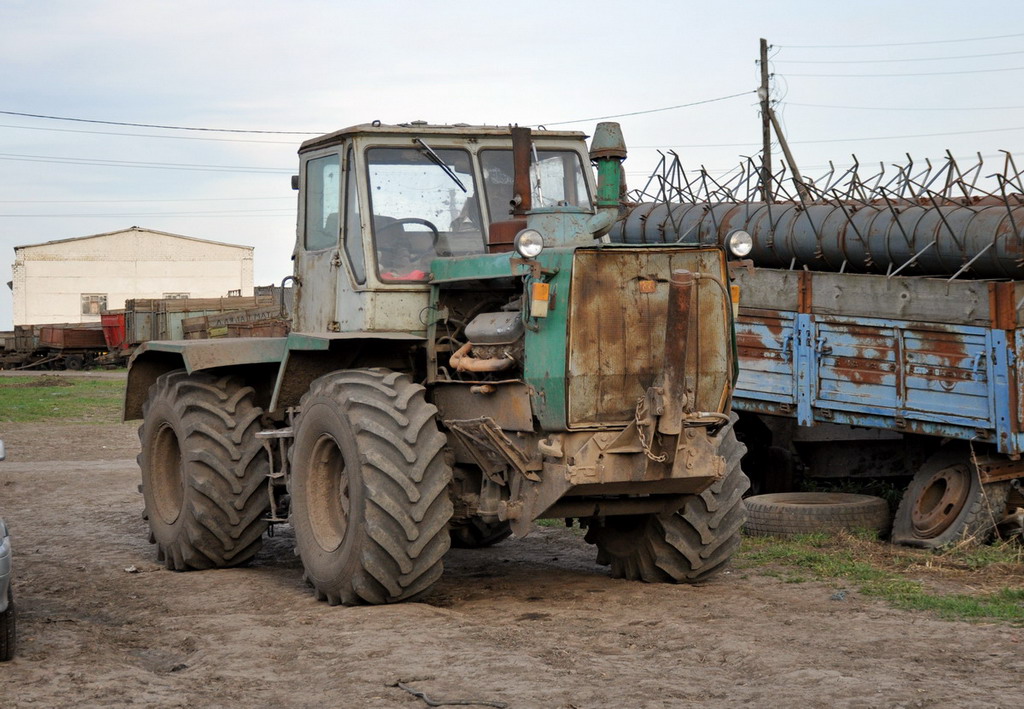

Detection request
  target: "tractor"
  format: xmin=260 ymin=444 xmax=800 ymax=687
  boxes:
xmin=123 ymin=120 xmax=750 ymax=605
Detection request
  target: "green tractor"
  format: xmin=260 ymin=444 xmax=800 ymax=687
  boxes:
xmin=124 ymin=121 xmax=749 ymax=605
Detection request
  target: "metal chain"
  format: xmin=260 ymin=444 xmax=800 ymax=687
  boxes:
xmin=635 ymin=396 xmax=667 ymax=463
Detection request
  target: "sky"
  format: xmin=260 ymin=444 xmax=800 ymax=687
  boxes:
xmin=1 ymin=0 xmax=1023 ymax=329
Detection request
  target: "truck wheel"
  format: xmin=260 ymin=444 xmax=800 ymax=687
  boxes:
xmin=138 ymin=370 xmax=270 ymax=570
xmin=64 ymin=355 xmax=84 ymax=371
xmin=290 ymin=369 xmax=453 ymax=605
xmin=744 ymin=493 xmax=890 ymax=537
xmin=584 ymin=421 xmax=749 ymax=583
xmin=449 ymin=518 xmax=512 ymax=548
xmin=0 ymin=588 xmax=14 ymax=662
xmin=891 ymin=448 xmax=1011 ymax=549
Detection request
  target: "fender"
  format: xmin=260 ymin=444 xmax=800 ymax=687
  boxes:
xmin=123 ymin=332 xmax=425 ymax=420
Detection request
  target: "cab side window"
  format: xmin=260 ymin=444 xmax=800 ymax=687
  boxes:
xmin=343 ymin=147 xmax=366 ymax=283
xmin=304 ymin=154 xmax=341 ymax=251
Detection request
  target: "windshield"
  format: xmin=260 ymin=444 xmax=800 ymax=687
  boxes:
xmin=366 ymin=146 xmax=484 ymax=282
xmin=480 ymin=149 xmax=592 ymax=222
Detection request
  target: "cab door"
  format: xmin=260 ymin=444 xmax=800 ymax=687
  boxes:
xmin=293 ymin=150 xmax=342 ymax=332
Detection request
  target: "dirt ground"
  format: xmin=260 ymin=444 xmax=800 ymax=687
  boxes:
xmin=1 ymin=414 xmax=1023 ymax=708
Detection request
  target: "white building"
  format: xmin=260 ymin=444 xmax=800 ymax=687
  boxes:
xmin=11 ymin=227 xmax=254 ymax=326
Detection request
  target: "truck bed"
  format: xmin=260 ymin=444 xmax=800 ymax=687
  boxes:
xmin=732 ymin=268 xmax=1024 ymax=456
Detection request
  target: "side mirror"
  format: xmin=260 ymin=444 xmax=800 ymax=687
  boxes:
xmin=0 ymin=439 xmax=6 ymax=461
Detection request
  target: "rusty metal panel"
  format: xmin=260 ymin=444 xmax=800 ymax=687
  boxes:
xmin=732 ymin=268 xmax=800 ymax=312
xmin=734 ymin=308 xmax=797 ymax=410
xmin=567 ymin=248 xmax=731 ymax=427
xmin=432 ymin=382 xmax=534 ymax=432
xmin=813 ymin=316 xmax=993 ymax=427
xmin=39 ymin=325 xmax=106 ymax=350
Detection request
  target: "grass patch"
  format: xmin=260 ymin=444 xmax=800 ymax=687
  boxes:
xmin=738 ymin=531 xmax=1024 ymax=624
xmin=0 ymin=375 xmax=125 ymax=422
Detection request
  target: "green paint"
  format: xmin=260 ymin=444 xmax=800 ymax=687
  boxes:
xmin=522 ymin=248 xmax=576 ymax=430
xmin=594 ymin=158 xmax=622 ymax=209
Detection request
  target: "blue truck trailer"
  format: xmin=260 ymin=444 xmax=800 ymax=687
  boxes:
xmin=610 ymin=155 xmax=1024 ymax=548
xmin=731 ymin=266 xmax=1023 ymax=547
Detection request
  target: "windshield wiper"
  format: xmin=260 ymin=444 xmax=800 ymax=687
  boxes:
xmin=414 ymin=138 xmax=467 ymax=193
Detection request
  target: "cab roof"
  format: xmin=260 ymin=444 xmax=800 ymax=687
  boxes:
xmin=299 ymin=121 xmax=589 ymax=153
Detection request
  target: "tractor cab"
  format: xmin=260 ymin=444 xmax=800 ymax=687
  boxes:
xmin=292 ymin=123 xmax=595 ymax=333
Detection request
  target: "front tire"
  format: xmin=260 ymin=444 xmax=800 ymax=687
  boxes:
xmin=584 ymin=419 xmax=750 ymax=583
xmin=290 ymin=369 xmax=453 ymax=605
xmin=138 ymin=370 xmax=270 ymax=570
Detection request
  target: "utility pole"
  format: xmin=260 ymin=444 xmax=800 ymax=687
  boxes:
xmin=759 ymin=37 xmax=773 ymax=203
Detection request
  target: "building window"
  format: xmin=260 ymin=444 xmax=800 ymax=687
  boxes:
xmin=81 ymin=293 xmax=107 ymax=315
xmin=226 ymin=289 xmax=241 ymax=297
xmin=163 ymin=292 xmax=190 ymax=299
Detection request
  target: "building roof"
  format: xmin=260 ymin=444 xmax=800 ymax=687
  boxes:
xmin=15 ymin=226 xmax=254 ymax=252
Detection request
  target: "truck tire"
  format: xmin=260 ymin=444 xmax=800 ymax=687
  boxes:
xmin=584 ymin=420 xmax=750 ymax=583
xmin=0 ymin=588 xmax=14 ymax=662
xmin=744 ymin=493 xmax=890 ymax=537
xmin=891 ymin=448 xmax=1011 ymax=549
xmin=138 ymin=370 xmax=270 ymax=570
xmin=449 ymin=518 xmax=512 ymax=548
xmin=290 ymin=369 xmax=453 ymax=605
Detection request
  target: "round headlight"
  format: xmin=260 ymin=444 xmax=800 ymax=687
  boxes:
xmin=514 ymin=229 xmax=544 ymax=259
xmin=727 ymin=229 xmax=753 ymax=258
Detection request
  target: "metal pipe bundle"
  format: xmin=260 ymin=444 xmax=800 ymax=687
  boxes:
xmin=610 ymin=200 xmax=1024 ymax=278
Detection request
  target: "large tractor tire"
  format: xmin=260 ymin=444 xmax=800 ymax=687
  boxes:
xmin=0 ymin=588 xmax=14 ymax=662
xmin=584 ymin=418 xmax=750 ymax=583
xmin=289 ymin=369 xmax=453 ymax=605
xmin=449 ymin=518 xmax=512 ymax=549
xmin=138 ymin=370 xmax=270 ymax=570
xmin=744 ymin=493 xmax=890 ymax=537
xmin=891 ymin=447 xmax=1011 ymax=549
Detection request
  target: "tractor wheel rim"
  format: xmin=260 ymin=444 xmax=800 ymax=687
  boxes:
xmin=911 ymin=464 xmax=971 ymax=538
xmin=151 ymin=423 xmax=184 ymax=525
xmin=307 ymin=433 xmax=350 ymax=553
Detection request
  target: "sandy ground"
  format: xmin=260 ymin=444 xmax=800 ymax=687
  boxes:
xmin=1 ymin=415 xmax=1023 ymax=708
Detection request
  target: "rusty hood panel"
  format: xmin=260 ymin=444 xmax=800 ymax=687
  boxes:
xmin=567 ymin=247 xmax=732 ymax=427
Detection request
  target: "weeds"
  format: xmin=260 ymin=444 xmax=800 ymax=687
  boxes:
xmin=738 ymin=530 xmax=1024 ymax=624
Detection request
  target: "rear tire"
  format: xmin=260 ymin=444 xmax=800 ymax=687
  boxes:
xmin=891 ymin=447 xmax=1011 ymax=549
xmin=744 ymin=492 xmax=890 ymax=537
xmin=290 ymin=369 xmax=453 ymax=605
xmin=138 ymin=370 xmax=270 ymax=570
xmin=584 ymin=419 xmax=749 ymax=583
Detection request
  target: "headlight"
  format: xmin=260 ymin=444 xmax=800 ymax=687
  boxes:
xmin=727 ymin=229 xmax=753 ymax=258
xmin=514 ymin=229 xmax=544 ymax=259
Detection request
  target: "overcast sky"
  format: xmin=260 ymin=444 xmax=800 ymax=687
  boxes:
xmin=2 ymin=1 xmax=1023 ymax=329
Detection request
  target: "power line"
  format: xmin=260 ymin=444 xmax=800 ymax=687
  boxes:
xmin=784 ymin=65 xmax=1024 ymax=78
xmin=0 ymin=209 xmax=293 ymax=218
xmin=779 ymin=31 xmax=1024 ymax=49
xmin=0 ymin=152 xmax=292 ymax=174
xmin=632 ymin=124 xmax=1024 ymax=150
xmin=0 ymin=196 xmax=292 ymax=204
xmin=0 ymin=122 xmax=295 ymax=144
xmin=535 ymin=91 xmax=755 ymax=127
xmin=775 ymin=49 xmax=1024 ymax=64
xmin=785 ymin=101 xmax=1024 ymax=112
xmin=0 ymin=109 xmax=321 ymax=135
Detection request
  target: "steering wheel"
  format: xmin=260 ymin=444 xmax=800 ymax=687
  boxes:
xmin=376 ymin=218 xmax=440 ymax=250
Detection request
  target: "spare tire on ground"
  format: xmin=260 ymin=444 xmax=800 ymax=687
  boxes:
xmin=744 ymin=492 xmax=891 ymax=538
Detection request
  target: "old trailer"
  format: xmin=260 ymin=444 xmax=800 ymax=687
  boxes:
xmin=609 ymin=152 xmax=1024 ymax=548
